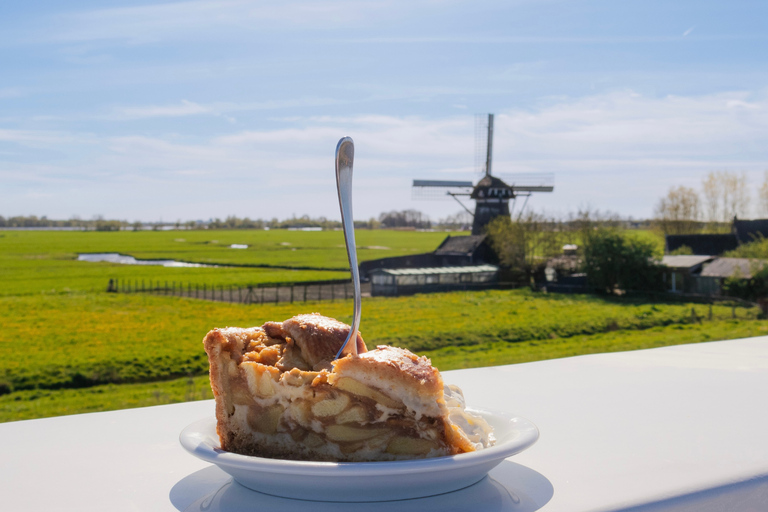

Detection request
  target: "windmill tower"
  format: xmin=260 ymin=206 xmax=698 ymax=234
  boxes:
xmin=413 ymin=114 xmax=554 ymax=235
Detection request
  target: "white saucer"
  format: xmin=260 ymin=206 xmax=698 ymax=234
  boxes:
xmin=179 ymin=408 xmax=539 ymax=502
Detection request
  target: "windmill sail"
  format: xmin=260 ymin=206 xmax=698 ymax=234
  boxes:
xmin=411 ymin=180 xmax=473 ymax=199
xmin=497 ymin=173 xmax=555 ymax=193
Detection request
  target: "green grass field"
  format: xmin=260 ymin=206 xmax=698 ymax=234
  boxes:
xmin=0 ymin=288 xmax=757 ymax=395
xmin=2 ymin=317 xmax=764 ymax=423
xmin=0 ymin=227 xmax=763 ymax=423
xmin=0 ymin=229 xmax=453 ymax=296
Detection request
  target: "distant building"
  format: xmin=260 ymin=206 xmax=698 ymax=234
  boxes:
xmin=665 ymin=234 xmax=738 ymax=256
xmin=665 ymin=217 xmax=768 ymax=256
xmin=660 ymin=255 xmax=715 ymax=293
xmin=369 ymin=265 xmax=499 ymax=296
xmin=732 ymin=219 xmax=768 ymax=244
xmin=432 ymin=235 xmax=497 ymax=265
xmin=359 ymin=235 xmax=497 ymax=279
xmin=697 ymin=258 xmax=767 ymax=296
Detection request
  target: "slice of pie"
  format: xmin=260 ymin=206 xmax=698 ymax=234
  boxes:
xmin=203 ymin=313 xmax=495 ymax=462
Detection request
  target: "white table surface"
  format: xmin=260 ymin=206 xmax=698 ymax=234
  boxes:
xmin=3 ymin=337 xmax=768 ymax=511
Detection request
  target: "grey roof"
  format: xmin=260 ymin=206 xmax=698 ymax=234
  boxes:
xmin=434 ymin=235 xmax=487 ymax=256
xmin=700 ymin=258 xmax=767 ymax=278
xmin=370 ymin=264 xmax=498 ymax=276
xmin=660 ymin=255 xmax=714 ymax=270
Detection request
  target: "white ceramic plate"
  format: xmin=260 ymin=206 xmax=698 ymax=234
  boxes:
xmin=179 ymin=408 xmax=538 ymax=502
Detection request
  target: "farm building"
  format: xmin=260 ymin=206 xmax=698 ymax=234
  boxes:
xmin=665 ymin=234 xmax=738 ymax=256
xmin=359 ymin=235 xmax=497 ymax=278
xmin=696 ymin=258 xmax=767 ymax=296
xmin=665 ymin=217 xmax=768 ymax=256
xmin=660 ymin=255 xmax=714 ymax=293
xmin=733 ymin=219 xmax=768 ymax=243
xmin=369 ymin=264 xmax=499 ymax=296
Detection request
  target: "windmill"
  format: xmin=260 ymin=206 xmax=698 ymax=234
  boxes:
xmin=412 ymin=114 xmax=554 ymax=235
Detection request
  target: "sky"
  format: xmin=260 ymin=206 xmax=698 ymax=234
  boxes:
xmin=1 ymin=0 xmax=767 ymax=223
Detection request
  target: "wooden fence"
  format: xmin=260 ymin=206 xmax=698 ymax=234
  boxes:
xmin=106 ymin=278 xmax=371 ymax=305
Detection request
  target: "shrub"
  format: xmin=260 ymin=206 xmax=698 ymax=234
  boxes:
xmin=582 ymin=229 xmax=664 ymax=293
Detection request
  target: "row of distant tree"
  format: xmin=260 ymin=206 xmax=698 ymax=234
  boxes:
xmin=0 ymin=210 xmax=475 ymax=231
xmin=0 ymin=215 xmax=124 ymax=231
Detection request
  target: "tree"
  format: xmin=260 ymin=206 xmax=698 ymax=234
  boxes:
xmin=758 ymin=170 xmax=768 ymax=217
xmin=654 ymin=185 xmax=701 ymax=235
xmin=437 ymin=211 xmax=473 ymax=231
xmin=378 ymin=210 xmax=431 ymax=229
xmin=722 ymin=263 xmax=768 ymax=301
xmin=485 ymin=212 xmax=563 ymax=283
xmin=582 ymin=229 xmax=663 ymax=294
xmin=702 ymin=170 xmax=750 ymax=226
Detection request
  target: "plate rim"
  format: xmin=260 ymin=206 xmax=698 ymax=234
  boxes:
xmin=179 ymin=407 xmax=539 ymax=476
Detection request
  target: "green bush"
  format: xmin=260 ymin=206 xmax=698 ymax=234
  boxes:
xmin=583 ymin=229 xmax=664 ymax=293
xmin=722 ymin=265 xmax=768 ymax=301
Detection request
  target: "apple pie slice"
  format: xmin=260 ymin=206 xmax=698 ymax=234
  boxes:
xmin=203 ymin=313 xmax=494 ymax=462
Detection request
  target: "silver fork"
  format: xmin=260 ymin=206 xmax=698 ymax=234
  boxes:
xmin=334 ymin=137 xmax=361 ymax=359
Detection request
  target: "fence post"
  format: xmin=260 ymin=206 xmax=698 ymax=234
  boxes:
xmin=261 ymin=287 xmax=265 ymax=304
xmin=290 ymin=285 xmax=294 ymax=303
xmin=304 ymin=285 xmax=307 ymax=302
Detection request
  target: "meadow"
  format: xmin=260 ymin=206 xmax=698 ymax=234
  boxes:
xmin=0 ymin=229 xmax=448 ymax=296
xmin=0 ymin=227 xmax=762 ymax=422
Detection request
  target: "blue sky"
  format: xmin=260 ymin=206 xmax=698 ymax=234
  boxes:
xmin=1 ymin=0 xmax=767 ymax=222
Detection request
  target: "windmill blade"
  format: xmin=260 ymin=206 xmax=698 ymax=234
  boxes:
xmin=413 ymin=179 xmax=473 ymax=188
xmin=412 ymin=179 xmax=473 ymax=200
xmin=497 ymin=173 xmax=555 ymax=193
xmin=475 ymin=114 xmax=492 ymax=176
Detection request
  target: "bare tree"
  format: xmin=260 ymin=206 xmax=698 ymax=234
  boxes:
xmin=758 ymin=170 xmax=768 ymax=217
xmin=702 ymin=172 xmax=720 ymax=224
xmin=702 ymin=171 xmax=750 ymax=225
xmin=485 ymin=211 xmax=563 ymax=283
xmin=654 ymin=185 xmax=701 ymax=235
xmin=437 ymin=211 xmax=473 ymax=231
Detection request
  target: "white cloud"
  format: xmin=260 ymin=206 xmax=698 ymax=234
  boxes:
xmin=109 ymin=100 xmax=212 ymax=120
xmin=0 ymin=128 xmax=80 ymax=146
xmin=2 ymin=89 xmax=767 ymax=220
xmin=104 ymin=97 xmax=343 ymax=120
xmin=40 ymin=0 xmax=406 ymax=44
